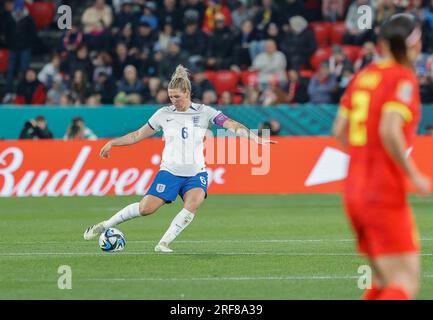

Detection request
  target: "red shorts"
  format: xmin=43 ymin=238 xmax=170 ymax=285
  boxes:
xmin=344 ymin=200 xmax=419 ymax=258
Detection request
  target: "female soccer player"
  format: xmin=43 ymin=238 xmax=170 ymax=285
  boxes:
xmin=84 ymin=65 xmax=276 ymax=252
xmin=333 ymin=14 xmax=431 ymax=300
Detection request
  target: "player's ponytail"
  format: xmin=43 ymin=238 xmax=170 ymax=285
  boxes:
xmin=168 ymin=65 xmax=192 ymax=93
xmin=379 ymin=14 xmax=421 ymax=68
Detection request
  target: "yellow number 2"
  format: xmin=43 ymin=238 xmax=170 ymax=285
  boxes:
xmin=349 ymin=90 xmax=370 ymax=146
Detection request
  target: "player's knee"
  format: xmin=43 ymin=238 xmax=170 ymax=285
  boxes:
xmin=139 ymin=201 xmax=157 ymax=216
xmin=184 ymin=199 xmax=202 ymax=212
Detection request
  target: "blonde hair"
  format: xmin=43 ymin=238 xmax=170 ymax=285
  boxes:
xmin=168 ymin=65 xmax=191 ymax=93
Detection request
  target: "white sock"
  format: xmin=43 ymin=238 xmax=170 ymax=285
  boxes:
xmin=159 ymin=208 xmax=195 ymax=246
xmin=102 ymin=203 xmax=141 ymax=229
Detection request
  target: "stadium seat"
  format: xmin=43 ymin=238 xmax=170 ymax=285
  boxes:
xmin=342 ymin=45 xmax=362 ymax=63
xmin=330 ymin=22 xmax=346 ymax=45
xmin=213 ymin=70 xmax=239 ymax=95
xmin=0 ymin=49 xmax=8 ymax=74
xmin=203 ymin=70 xmax=217 ymax=85
xmin=310 ymin=47 xmax=332 ymax=70
xmin=310 ymin=22 xmax=331 ymax=48
xmin=28 ymin=2 xmax=56 ymax=30
xmin=240 ymin=70 xmax=258 ymax=87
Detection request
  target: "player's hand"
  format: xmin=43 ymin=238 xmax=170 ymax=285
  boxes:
xmin=411 ymin=172 xmax=431 ymax=196
xmin=256 ymin=137 xmax=278 ymax=145
xmin=100 ymin=141 xmax=113 ymax=158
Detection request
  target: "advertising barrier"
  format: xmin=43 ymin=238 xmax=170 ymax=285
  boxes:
xmin=1 ymin=137 xmax=432 ymax=197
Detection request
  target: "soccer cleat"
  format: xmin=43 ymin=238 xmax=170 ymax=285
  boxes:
xmin=154 ymin=242 xmax=173 ymax=253
xmin=83 ymin=222 xmax=106 ymax=240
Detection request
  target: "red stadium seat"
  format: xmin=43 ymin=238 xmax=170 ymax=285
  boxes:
xmin=310 ymin=47 xmax=332 ymax=70
xmin=28 ymin=2 xmax=56 ymax=30
xmin=203 ymin=70 xmax=217 ymax=85
xmin=342 ymin=45 xmax=362 ymax=63
xmin=0 ymin=49 xmax=8 ymax=74
xmin=213 ymin=70 xmax=239 ymax=94
xmin=331 ymin=22 xmax=347 ymax=45
xmin=310 ymin=22 xmax=331 ymax=48
xmin=240 ymin=70 xmax=258 ymax=87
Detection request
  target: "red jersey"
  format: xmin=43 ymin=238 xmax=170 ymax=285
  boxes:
xmin=339 ymin=60 xmax=420 ymax=206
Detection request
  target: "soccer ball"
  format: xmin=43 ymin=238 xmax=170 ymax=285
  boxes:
xmin=98 ymin=228 xmax=126 ymax=252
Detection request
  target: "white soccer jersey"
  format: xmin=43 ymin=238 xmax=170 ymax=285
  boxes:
xmin=147 ymin=103 xmax=225 ymax=177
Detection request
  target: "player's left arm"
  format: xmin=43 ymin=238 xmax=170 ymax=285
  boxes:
xmin=332 ymin=107 xmax=349 ymax=147
xmin=222 ymin=119 xmax=277 ymax=145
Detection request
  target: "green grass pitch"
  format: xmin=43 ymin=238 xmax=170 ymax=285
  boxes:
xmin=1 ymin=194 xmax=432 ymax=300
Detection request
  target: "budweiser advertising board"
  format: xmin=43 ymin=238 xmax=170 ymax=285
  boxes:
xmin=0 ymin=137 xmax=432 ymax=197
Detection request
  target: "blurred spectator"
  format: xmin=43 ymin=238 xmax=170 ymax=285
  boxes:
xmin=219 ymin=91 xmax=233 ymax=105
xmin=183 ymin=0 xmax=206 ymax=28
xmin=133 ymin=21 xmax=158 ymax=56
xmin=251 ymin=39 xmax=287 ymax=89
xmin=280 ymin=15 xmax=317 ymax=70
xmin=328 ymin=45 xmax=353 ymax=80
xmin=206 ymin=12 xmax=235 ymax=70
xmin=15 ymin=68 xmax=46 ymax=105
xmin=114 ymin=23 xmax=136 ymax=50
xmin=343 ymin=0 xmax=376 ymax=45
xmin=139 ymin=1 xmax=158 ymax=30
xmin=425 ymin=124 xmax=433 ymax=135
xmin=265 ymin=22 xmax=283 ymax=47
xmin=253 ymin=0 xmax=282 ymax=39
xmin=60 ymin=25 xmax=83 ymax=56
xmin=3 ymin=0 xmax=38 ymax=95
xmin=156 ymin=22 xmax=176 ymax=54
xmin=258 ymin=119 xmax=281 ymax=136
xmin=322 ymin=0 xmax=345 ymax=22
xmin=203 ymin=0 xmax=233 ymax=33
xmin=112 ymin=42 xmax=138 ymax=79
xmin=307 ymin=62 xmax=337 ymax=104
xmin=69 ymin=70 xmax=91 ymax=105
xmin=159 ymin=37 xmax=189 ymax=83
xmin=260 ymin=84 xmax=291 ymax=106
xmin=354 ymin=41 xmax=380 ymax=72
xmin=155 ymin=88 xmax=169 ymax=104
xmin=64 ymin=117 xmax=97 ymax=140
xmin=231 ymin=0 xmax=254 ymax=30
xmin=92 ymin=51 xmax=113 ymax=82
xmin=158 ymin=0 xmax=182 ymax=32
xmin=37 ymin=54 xmax=62 ymax=90
xmin=19 ymin=116 xmax=53 ymax=139
xmin=202 ymin=90 xmax=218 ymax=105
xmin=375 ymin=0 xmax=396 ymax=26
xmin=90 ymin=71 xmax=117 ymax=104
xmin=115 ymin=64 xmax=144 ymax=104
xmin=81 ymin=0 xmax=113 ymax=50
xmin=286 ymin=69 xmax=309 ymax=104
xmin=62 ymin=44 xmax=94 ymax=80
xmin=181 ymin=19 xmax=208 ymax=69
xmin=232 ymin=19 xmax=256 ymax=69
xmin=244 ymin=86 xmax=260 ymax=105
xmin=46 ymin=75 xmax=68 ymax=105
xmin=111 ymin=1 xmax=138 ymax=35
xmin=282 ymin=0 xmax=306 ymax=23
xmin=334 ymin=67 xmax=354 ymax=102
xmin=191 ymin=67 xmax=216 ymax=101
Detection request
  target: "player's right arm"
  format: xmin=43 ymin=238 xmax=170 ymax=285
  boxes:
xmin=100 ymin=123 xmax=155 ymax=158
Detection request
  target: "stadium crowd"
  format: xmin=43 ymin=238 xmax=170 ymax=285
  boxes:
xmin=2 ymin=0 xmax=433 ymax=108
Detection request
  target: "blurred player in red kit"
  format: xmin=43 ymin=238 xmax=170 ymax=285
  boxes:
xmin=333 ymin=14 xmax=431 ymax=300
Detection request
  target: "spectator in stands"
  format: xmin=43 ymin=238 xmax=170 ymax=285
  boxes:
xmin=3 ymin=0 xmax=38 ymax=96
xmin=253 ymin=0 xmax=282 ymax=39
xmin=375 ymin=0 xmax=396 ymax=26
xmin=231 ymin=0 xmax=254 ymax=30
xmin=181 ymin=18 xmax=208 ymax=70
xmin=280 ymin=15 xmax=317 ymax=70
xmin=259 ymin=119 xmax=281 ymax=136
xmin=251 ymin=39 xmax=287 ymax=90
xmin=282 ymin=0 xmax=306 ymax=23
xmin=328 ymin=45 xmax=353 ymax=81
xmin=354 ymin=41 xmax=380 ymax=72
xmin=138 ymin=1 xmax=158 ymax=30
xmin=60 ymin=25 xmax=83 ymax=57
xmin=158 ymin=0 xmax=182 ymax=32
xmin=322 ymin=0 xmax=345 ymax=22
xmin=219 ymin=91 xmax=233 ymax=105
xmin=133 ymin=21 xmax=158 ymax=57
xmin=46 ymin=74 xmax=68 ymax=105
xmin=69 ymin=69 xmax=91 ymax=105
xmin=158 ymin=37 xmax=189 ymax=83
xmin=343 ymin=0 xmax=376 ymax=45
xmin=191 ymin=66 xmax=216 ymax=101
xmin=243 ymin=86 xmax=260 ymax=105
xmin=19 ymin=116 xmax=53 ymax=139
xmin=307 ymin=61 xmax=337 ymax=104
xmin=92 ymin=51 xmax=113 ymax=82
xmin=112 ymin=42 xmax=138 ymax=79
xmin=90 ymin=70 xmax=117 ymax=104
xmin=15 ymin=68 xmax=46 ymax=105
xmin=264 ymin=22 xmax=283 ymax=48
xmin=62 ymin=44 xmax=94 ymax=80
xmin=202 ymin=89 xmax=218 ymax=105
xmin=286 ymin=69 xmax=309 ymax=104
xmin=81 ymin=0 xmax=113 ymax=51
xmin=260 ymin=84 xmax=291 ymax=106
xmin=64 ymin=116 xmax=97 ymax=140
xmin=37 ymin=54 xmax=61 ymax=90
xmin=425 ymin=124 xmax=433 ymax=135
xmin=203 ymin=0 xmax=232 ymax=33
xmin=334 ymin=67 xmax=354 ymax=102
xmin=183 ymin=0 xmax=206 ymax=28
xmin=156 ymin=22 xmax=176 ymax=54
xmin=232 ymin=19 xmax=256 ymax=70
xmin=114 ymin=23 xmax=136 ymax=50
xmin=115 ymin=64 xmax=144 ymax=104
xmin=206 ymin=12 xmax=235 ymax=70
xmin=111 ymin=0 xmax=138 ymax=36
xmin=154 ymin=87 xmax=169 ymax=104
